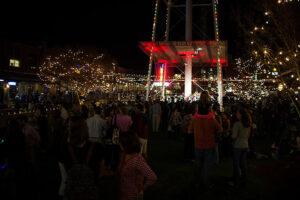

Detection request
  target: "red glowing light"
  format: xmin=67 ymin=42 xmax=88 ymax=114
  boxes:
xmin=139 ymin=40 xmax=228 ymax=67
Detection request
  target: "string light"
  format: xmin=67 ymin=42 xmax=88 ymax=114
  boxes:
xmin=146 ymin=0 xmax=159 ymax=101
xmin=248 ymin=0 xmax=300 ymax=109
xmin=38 ymin=49 xmax=122 ymax=95
xmin=213 ymin=0 xmax=224 ymax=110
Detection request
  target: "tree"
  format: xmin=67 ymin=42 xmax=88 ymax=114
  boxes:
xmin=233 ymin=0 xmax=300 ymax=117
xmin=38 ymin=48 xmax=116 ymax=96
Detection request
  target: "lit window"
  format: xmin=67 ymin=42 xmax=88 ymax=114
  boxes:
xmin=30 ymin=66 xmax=36 ymax=70
xmin=9 ymin=59 xmax=20 ymax=67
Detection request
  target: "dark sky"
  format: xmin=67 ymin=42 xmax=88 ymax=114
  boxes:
xmin=0 ymin=0 xmax=242 ymax=71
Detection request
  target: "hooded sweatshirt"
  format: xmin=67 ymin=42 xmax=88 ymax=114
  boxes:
xmin=188 ymin=113 xmax=221 ymax=149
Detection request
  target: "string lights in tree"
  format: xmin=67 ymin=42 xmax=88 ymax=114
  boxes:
xmin=38 ymin=49 xmax=115 ymax=95
xmin=224 ymin=58 xmax=275 ymax=100
xmin=277 ymin=0 xmax=300 ymax=4
xmin=247 ymin=0 xmax=300 ymax=116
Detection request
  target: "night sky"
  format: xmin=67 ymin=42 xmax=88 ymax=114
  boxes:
xmin=0 ymin=0 xmax=244 ymax=71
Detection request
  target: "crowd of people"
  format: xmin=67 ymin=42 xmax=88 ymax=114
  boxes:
xmin=1 ymin=90 xmax=300 ymax=200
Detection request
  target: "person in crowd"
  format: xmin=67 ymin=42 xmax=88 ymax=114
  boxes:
xmin=17 ymin=115 xmax=41 ymax=198
xmin=220 ymin=112 xmax=232 ymax=160
xmin=150 ymin=100 xmax=161 ymax=133
xmin=133 ymin=104 xmax=149 ymax=159
xmin=66 ymin=116 xmax=96 ymax=170
xmin=18 ymin=115 xmax=40 ymax=167
xmin=65 ymin=116 xmax=99 ymax=200
xmin=169 ymin=106 xmax=182 ymax=138
xmin=3 ymin=119 xmax=28 ymax=199
xmin=182 ymin=105 xmax=194 ymax=162
xmin=213 ymin=108 xmax=222 ymax=164
xmin=48 ymin=109 xmax=63 ymax=156
xmin=113 ymin=105 xmax=133 ymax=133
xmin=188 ymin=91 xmax=222 ymax=189
xmin=117 ymin=131 xmax=157 ymax=200
xmin=81 ymin=104 xmax=89 ymax=120
xmin=54 ymin=110 xmax=70 ymax=198
xmin=86 ymin=106 xmax=108 ymax=178
xmin=35 ymin=105 xmax=49 ymax=154
xmin=126 ymin=101 xmax=135 ymax=118
xmin=70 ymin=104 xmax=82 ymax=118
xmin=60 ymin=103 xmax=69 ymax=124
xmin=229 ymin=107 xmax=251 ymax=187
xmin=160 ymin=101 xmax=169 ymax=134
xmin=103 ymin=106 xmax=120 ymax=171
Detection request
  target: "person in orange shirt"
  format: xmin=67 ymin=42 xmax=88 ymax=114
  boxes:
xmin=188 ymin=91 xmax=222 ymax=189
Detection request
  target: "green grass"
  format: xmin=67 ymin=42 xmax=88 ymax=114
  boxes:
xmin=97 ymin=132 xmax=300 ymax=200
xmin=143 ymin=133 xmax=299 ymax=200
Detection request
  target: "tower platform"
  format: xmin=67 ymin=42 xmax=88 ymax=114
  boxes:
xmin=139 ymin=40 xmax=228 ymax=67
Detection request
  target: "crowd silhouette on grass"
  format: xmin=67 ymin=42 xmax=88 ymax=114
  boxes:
xmin=1 ymin=90 xmax=300 ymax=200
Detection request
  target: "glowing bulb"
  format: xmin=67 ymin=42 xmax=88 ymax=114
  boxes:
xmin=254 ymin=27 xmax=258 ymax=31
xmin=278 ymin=84 xmax=283 ymax=91
xmin=279 ymin=51 xmax=283 ymax=55
xmin=265 ymin=12 xmax=269 ymax=15
xmin=251 ymin=41 xmax=254 ymax=44
xmin=285 ymin=57 xmax=290 ymax=61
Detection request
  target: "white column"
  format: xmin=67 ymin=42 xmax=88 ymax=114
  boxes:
xmin=185 ymin=54 xmax=192 ymax=98
xmin=162 ymin=63 xmax=167 ymax=100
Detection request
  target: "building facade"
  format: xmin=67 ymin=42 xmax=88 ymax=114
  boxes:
xmin=0 ymin=39 xmax=44 ymax=107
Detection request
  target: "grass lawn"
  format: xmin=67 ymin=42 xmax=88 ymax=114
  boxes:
xmin=140 ymin=133 xmax=299 ymax=200
xmin=32 ymin=131 xmax=300 ymax=200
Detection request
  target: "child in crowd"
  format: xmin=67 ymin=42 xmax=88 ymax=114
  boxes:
xmin=117 ymin=131 xmax=157 ymax=200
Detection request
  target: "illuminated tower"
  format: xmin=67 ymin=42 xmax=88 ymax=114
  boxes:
xmin=140 ymin=0 xmax=227 ymax=106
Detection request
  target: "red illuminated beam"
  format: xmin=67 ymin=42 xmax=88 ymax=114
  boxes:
xmin=139 ymin=40 xmax=228 ymax=67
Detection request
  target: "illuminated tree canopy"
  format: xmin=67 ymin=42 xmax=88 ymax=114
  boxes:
xmin=38 ymin=49 xmax=116 ymax=94
xmin=232 ymin=0 xmax=300 ymax=116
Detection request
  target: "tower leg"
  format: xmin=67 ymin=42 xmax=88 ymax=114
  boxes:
xmin=162 ymin=62 xmax=167 ymax=101
xmin=185 ymin=54 xmax=192 ymax=98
